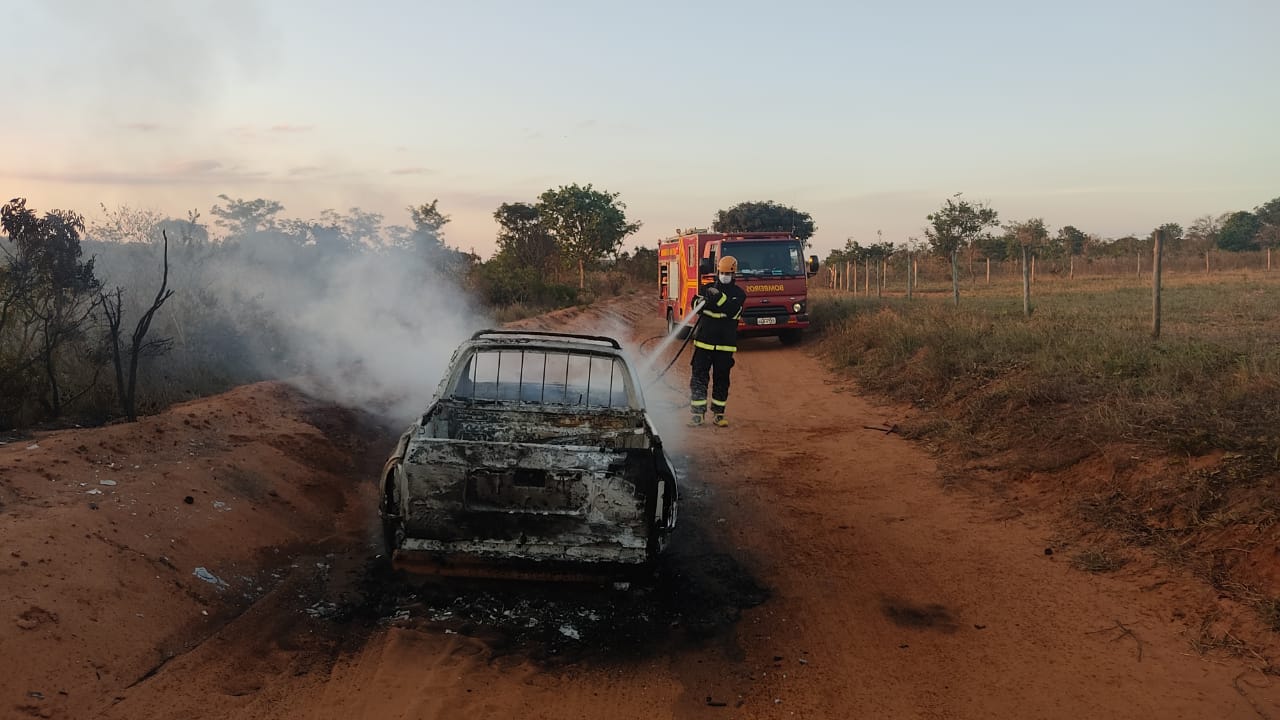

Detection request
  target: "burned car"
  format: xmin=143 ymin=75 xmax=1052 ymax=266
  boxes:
xmin=379 ymin=330 xmax=678 ymax=577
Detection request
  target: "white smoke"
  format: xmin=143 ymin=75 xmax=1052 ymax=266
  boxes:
xmin=199 ymin=241 xmax=488 ymax=425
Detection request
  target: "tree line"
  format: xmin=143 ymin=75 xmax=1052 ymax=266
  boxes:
xmin=1 ymin=189 xmax=815 ymax=429
xmin=826 ymin=194 xmax=1280 ymax=305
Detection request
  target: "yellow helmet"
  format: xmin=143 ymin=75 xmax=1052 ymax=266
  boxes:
xmin=717 ymin=255 xmax=738 ymax=273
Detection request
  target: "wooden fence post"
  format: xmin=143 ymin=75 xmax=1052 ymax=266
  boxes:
xmin=907 ymin=252 xmax=914 ymax=300
xmin=1021 ymin=245 xmax=1032 ymax=317
xmin=1152 ymin=229 xmax=1165 ymax=339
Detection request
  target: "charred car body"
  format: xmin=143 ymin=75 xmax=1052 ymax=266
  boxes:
xmin=379 ymin=330 xmax=678 ymax=577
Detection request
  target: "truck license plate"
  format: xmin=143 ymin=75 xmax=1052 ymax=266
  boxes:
xmin=757 ymin=317 xmax=776 ymax=325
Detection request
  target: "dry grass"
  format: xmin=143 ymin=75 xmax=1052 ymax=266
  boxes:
xmin=1071 ymin=548 xmax=1128 ymax=573
xmin=811 ymin=272 xmax=1280 ymax=464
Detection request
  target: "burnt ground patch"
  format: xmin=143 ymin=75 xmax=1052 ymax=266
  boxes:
xmin=302 ymin=475 xmax=769 ymax=667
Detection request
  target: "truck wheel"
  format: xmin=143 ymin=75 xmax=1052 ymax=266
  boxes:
xmin=779 ymin=330 xmax=802 ymax=346
xmin=380 ymin=472 xmax=404 ymax=564
xmin=666 ymin=310 xmax=675 ymax=336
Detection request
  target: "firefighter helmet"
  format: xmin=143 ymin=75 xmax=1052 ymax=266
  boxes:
xmin=717 ymin=255 xmax=738 ymax=274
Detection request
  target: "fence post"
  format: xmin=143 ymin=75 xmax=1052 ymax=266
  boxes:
xmin=906 ymin=252 xmax=914 ymax=300
xmin=1152 ymin=229 xmax=1165 ymax=339
xmin=1021 ymin=245 xmax=1032 ymax=317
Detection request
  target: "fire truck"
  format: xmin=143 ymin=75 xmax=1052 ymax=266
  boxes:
xmin=658 ymin=231 xmax=819 ymax=345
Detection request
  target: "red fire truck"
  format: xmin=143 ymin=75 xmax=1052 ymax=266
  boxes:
xmin=658 ymin=231 xmax=819 ymax=345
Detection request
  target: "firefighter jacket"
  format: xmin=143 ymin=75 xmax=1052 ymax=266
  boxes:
xmin=694 ymin=279 xmax=746 ymax=352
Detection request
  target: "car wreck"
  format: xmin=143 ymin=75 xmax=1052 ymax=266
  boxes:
xmin=379 ymin=330 xmax=678 ymax=577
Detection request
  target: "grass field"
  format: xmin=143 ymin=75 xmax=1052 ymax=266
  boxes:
xmin=812 ymin=270 xmax=1280 ymax=466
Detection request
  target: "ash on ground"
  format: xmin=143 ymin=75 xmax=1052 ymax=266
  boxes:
xmin=332 ymin=512 xmax=768 ymax=664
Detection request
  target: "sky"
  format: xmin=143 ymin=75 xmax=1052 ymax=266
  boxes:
xmin=2 ymin=0 xmax=1277 ymax=259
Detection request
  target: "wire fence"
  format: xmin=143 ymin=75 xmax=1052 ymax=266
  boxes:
xmin=820 ymin=249 xmax=1276 ymax=293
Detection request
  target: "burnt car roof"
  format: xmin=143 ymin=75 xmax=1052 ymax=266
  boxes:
xmin=466 ymin=330 xmax=625 ymax=355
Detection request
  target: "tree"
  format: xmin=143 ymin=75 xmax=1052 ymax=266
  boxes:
xmin=1255 ymin=197 xmax=1280 ymax=257
xmin=864 ymin=239 xmax=895 ymax=298
xmin=713 ymin=200 xmax=815 ymax=242
xmin=92 ymin=204 xmax=164 ymax=244
xmin=1114 ymin=235 xmax=1152 ymax=276
xmin=493 ymin=202 xmax=557 ymax=273
xmin=537 ymin=184 xmax=641 ymax=289
xmin=1057 ymin=225 xmax=1088 ymax=257
xmin=1217 ymin=211 xmax=1263 ymax=252
xmin=209 ymin=195 xmax=284 ymax=237
xmin=925 ymin=194 xmax=999 ymax=306
xmin=0 ymin=198 xmax=101 ymax=417
xmin=1186 ymin=214 xmax=1223 ymax=270
xmin=1006 ymin=219 xmax=1049 ymax=316
xmin=157 ymin=210 xmax=210 ymax=247
xmin=1153 ymin=223 xmax=1183 ymax=254
xmin=100 ymin=231 xmax=176 ymax=421
xmin=407 ymin=199 xmax=450 ymax=255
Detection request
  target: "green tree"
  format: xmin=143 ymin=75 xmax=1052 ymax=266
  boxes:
xmin=493 ymin=202 xmax=557 ymax=274
xmin=925 ymin=194 xmax=999 ymax=306
xmin=1256 ymin=197 xmax=1280 ymax=251
xmin=537 ymin=184 xmax=641 ymax=289
xmin=1057 ymin=225 xmax=1088 ymax=256
xmin=1154 ymin=223 xmax=1183 ymax=253
xmin=0 ymin=199 xmax=101 ymax=418
xmin=1217 ymin=210 xmax=1263 ymax=252
xmin=713 ymin=200 xmax=815 ymax=242
xmin=407 ymin=199 xmax=450 ymax=254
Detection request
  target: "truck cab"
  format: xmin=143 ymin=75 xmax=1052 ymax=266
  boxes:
xmin=659 ymin=231 xmax=819 ymax=345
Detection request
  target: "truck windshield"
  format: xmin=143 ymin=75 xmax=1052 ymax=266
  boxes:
xmin=722 ymin=241 xmax=804 ymax=277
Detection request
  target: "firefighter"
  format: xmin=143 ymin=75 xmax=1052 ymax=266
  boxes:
xmin=689 ymin=255 xmax=746 ymax=427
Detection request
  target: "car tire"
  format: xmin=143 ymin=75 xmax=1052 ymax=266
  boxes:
xmin=380 ymin=471 xmax=404 ymax=565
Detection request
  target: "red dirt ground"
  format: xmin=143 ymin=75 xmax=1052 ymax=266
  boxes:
xmin=2 ymin=298 xmax=1277 ymax=719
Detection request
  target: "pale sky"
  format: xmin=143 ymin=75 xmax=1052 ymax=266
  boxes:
xmin=2 ymin=0 xmax=1277 ymax=258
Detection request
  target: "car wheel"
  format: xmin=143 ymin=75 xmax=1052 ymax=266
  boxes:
xmin=380 ymin=471 xmax=404 ymax=563
xmin=779 ymin=330 xmax=802 ymax=346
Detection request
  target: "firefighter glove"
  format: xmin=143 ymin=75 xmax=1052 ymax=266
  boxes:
xmin=704 ymin=285 xmax=721 ymax=299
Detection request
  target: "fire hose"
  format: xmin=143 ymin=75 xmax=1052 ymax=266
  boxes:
xmin=653 ymin=298 xmax=703 ymax=380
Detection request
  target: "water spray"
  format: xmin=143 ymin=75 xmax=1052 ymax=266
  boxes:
xmin=642 ymin=298 xmax=703 ymax=383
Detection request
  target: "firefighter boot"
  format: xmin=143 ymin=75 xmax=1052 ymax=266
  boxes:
xmin=687 ymin=412 xmax=705 ymax=427
xmin=712 ymin=414 xmax=729 ymax=427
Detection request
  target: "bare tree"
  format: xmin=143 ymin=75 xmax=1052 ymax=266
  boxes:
xmin=100 ymin=231 xmax=175 ymax=421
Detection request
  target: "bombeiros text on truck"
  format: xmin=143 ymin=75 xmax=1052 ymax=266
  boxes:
xmin=658 ymin=230 xmax=820 ymax=345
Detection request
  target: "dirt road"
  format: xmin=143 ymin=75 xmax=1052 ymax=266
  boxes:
xmin=6 ymin=301 xmax=1278 ymax=719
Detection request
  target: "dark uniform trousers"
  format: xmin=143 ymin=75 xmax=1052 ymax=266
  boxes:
xmin=690 ymin=347 xmax=734 ymax=415
xmin=689 ymin=278 xmax=745 ymax=417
